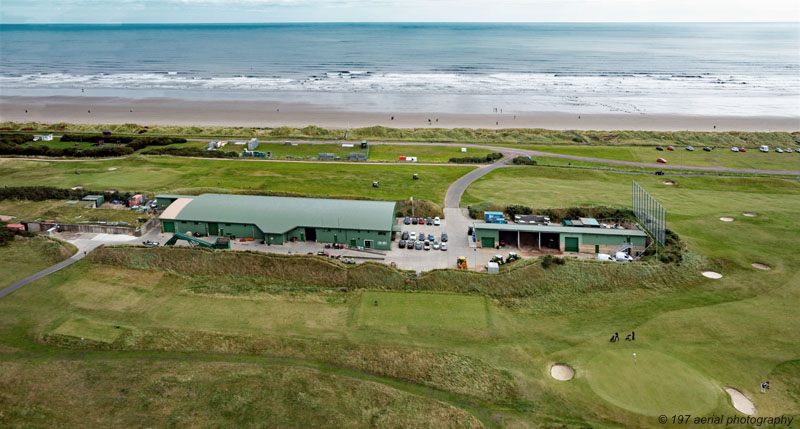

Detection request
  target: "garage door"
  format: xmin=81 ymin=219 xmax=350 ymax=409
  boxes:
xmin=565 ymin=237 xmax=579 ymax=252
xmin=162 ymin=221 xmax=175 ymax=233
xmin=481 ymin=237 xmax=495 ymax=248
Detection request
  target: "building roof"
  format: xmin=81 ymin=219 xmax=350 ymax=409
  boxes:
xmin=156 ymin=194 xmax=196 ymax=200
xmin=474 ymin=222 xmax=647 ymax=237
xmin=160 ymin=198 xmax=195 ymax=219
xmin=160 ymin=194 xmax=396 ymax=234
xmin=82 ymin=195 xmax=104 ymax=200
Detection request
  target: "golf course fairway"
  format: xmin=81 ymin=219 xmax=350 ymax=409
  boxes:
xmin=585 ymin=349 xmax=722 ymax=416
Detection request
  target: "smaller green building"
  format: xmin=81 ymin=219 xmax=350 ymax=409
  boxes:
xmin=474 ymin=222 xmax=647 ymax=254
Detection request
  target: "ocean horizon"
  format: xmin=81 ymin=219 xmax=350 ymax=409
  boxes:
xmin=1 ymin=22 xmax=799 ymax=117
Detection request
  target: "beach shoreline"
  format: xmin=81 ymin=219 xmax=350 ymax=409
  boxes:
xmin=2 ymin=95 xmax=798 ymax=132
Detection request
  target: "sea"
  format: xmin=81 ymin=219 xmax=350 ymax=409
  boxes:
xmin=1 ymin=23 xmax=799 ymax=116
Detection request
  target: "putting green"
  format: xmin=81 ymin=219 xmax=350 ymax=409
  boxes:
xmin=585 ymin=349 xmax=721 ymax=416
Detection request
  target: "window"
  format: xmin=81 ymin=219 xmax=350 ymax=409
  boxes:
xmin=226 ymin=223 xmax=231 ymax=227
xmin=194 ymin=222 xmax=199 ymax=225
xmin=378 ymin=232 xmax=387 ymax=236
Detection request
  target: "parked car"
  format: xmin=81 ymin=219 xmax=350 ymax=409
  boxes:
xmin=398 ymin=240 xmax=406 ymax=249
xmin=407 ymin=240 xmax=415 ymax=250
xmin=404 ymin=216 xmax=411 ymax=225
xmin=666 ymin=146 xmax=675 ymax=151
xmin=441 ymin=232 xmax=448 ymax=242
xmin=467 ymin=225 xmax=474 ymax=236
xmin=656 ymin=146 xmax=664 ymax=151
xmin=411 ymin=217 xmax=418 ymax=225
xmin=418 ymin=231 xmax=425 ymax=240
xmin=433 ymin=240 xmax=440 ymax=250
xmin=426 ymin=217 xmax=433 ymax=225
xmin=785 ymin=148 xmax=793 ymax=153
xmin=739 ymin=147 xmax=746 ymax=152
xmin=760 ymin=145 xmax=769 ymax=152
xmin=433 ymin=216 xmax=441 ymax=226
xmin=731 ymin=147 xmax=739 ymax=152
xmin=401 ymin=231 xmax=409 ymax=240
xmin=657 ymin=158 xmax=667 ymax=164
xmin=441 ymin=242 xmax=447 ymax=251
xmin=776 ymin=148 xmax=783 ymax=153
xmin=142 ymin=241 xmax=159 ymax=246
xmin=703 ymin=146 xmax=712 ymax=152
xmin=686 ymin=146 xmax=694 ymax=151
xmin=415 ymin=241 xmax=423 ymax=250
xmin=428 ymin=233 xmax=435 ymax=241
xmin=418 ymin=217 xmax=425 ymax=224
xmin=409 ymin=232 xmax=416 ymax=241
xmin=423 ymin=241 xmax=431 ymax=251
xmin=613 ymin=252 xmax=633 ymax=263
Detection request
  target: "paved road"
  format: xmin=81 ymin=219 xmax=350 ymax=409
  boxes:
xmin=0 ymin=237 xmax=113 ymax=299
xmin=4 ymin=138 xmax=798 ymax=176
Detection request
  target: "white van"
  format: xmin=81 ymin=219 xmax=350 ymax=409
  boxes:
xmin=613 ymin=252 xmax=634 ymax=263
xmin=759 ymin=145 xmax=769 ymax=152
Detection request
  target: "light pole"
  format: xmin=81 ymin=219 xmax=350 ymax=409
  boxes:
xmin=411 ymin=196 xmax=414 ymax=218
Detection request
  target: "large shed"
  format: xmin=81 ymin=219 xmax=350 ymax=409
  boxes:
xmin=158 ymin=193 xmax=397 ymax=250
xmin=473 ymin=222 xmax=647 ymax=254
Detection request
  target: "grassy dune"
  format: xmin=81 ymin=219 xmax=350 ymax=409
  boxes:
xmin=0 ymin=199 xmax=150 ymax=226
xmin=0 ymin=236 xmax=75 ymax=288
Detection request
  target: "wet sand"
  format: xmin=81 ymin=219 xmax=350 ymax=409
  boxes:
xmin=2 ymin=95 xmax=798 ymax=132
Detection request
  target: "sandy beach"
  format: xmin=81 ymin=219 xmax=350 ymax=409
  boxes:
xmin=1 ymin=95 xmax=798 ymax=132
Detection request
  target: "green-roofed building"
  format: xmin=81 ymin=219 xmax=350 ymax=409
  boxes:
xmin=158 ymin=194 xmax=397 ymax=250
xmin=473 ymin=222 xmax=648 ymax=254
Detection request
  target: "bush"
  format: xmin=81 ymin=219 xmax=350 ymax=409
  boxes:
xmin=449 ymin=153 xmax=503 ymax=164
xmin=0 ymin=134 xmax=31 ymax=145
xmin=60 ymin=134 xmax=186 ymax=150
xmin=511 ymin=156 xmax=537 ymax=165
xmin=0 ymin=186 xmax=133 ymax=205
xmin=0 ymin=144 xmax=134 ymax=158
xmin=0 ymin=222 xmax=34 ymax=247
xmin=541 ymin=255 xmax=565 ymax=269
xmin=504 ymin=205 xmax=532 ymax=218
xmin=143 ymin=147 xmax=239 ymax=158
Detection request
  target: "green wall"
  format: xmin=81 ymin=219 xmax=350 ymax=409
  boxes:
xmin=315 ymin=227 xmax=391 ymax=250
xmin=474 ymin=227 xmax=645 ymax=249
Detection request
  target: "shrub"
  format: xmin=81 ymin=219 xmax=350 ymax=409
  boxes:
xmin=511 ymin=156 xmax=537 ymax=165
xmin=0 ymin=186 xmax=133 ymax=205
xmin=449 ymin=153 xmax=503 ymax=164
xmin=143 ymin=147 xmax=239 ymax=158
xmin=504 ymin=205 xmax=532 ymax=218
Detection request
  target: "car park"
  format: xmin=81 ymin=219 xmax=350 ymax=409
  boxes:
xmin=433 ymin=216 xmax=441 ymax=225
xmin=441 ymin=232 xmax=448 ymax=242
xmin=657 ymin=158 xmax=667 ymax=163
xmin=667 ymin=146 xmax=675 ymax=151
xmin=703 ymin=146 xmax=712 ymax=152
xmin=441 ymin=242 xmax=447 ymax=251
xmin=423 ymin=241 xmax=431 ymax=250
xmin=656 ymin=146 xmax=664 ymax=151
xmin=404 ymin=216 xmax=411 ymax=225
xmin=731 ymin=147 xmax=739 ymax=152
xmin=776 ymin=148 xmax=783 ymax=153
xmin=433 ymin=240 xmax=440 ymax=250
xmin=398 ymin=240 xmax=406 ymax=249
xmin=414 ymin=241 xmax=423 ymax=250
xmin=401 ymin=231 xmax=409 ymax=240
xmin=409 ymin=232 xmax=416 ymax=241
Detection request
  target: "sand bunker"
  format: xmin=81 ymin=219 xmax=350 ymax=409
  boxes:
xmin=108 ymin=167 xmax=118 ymax=171
xmin=751 ymin=263 xmax=771 ymax=271
xmin=743 ymin=212 xmax=757 ymax=217
xmin=702 ymin=271 xmax=723 ymax=279
xmin=719 ymin=217 xmax=734 ymax=222
xmin=725 ymin=387 xmax=756 ymax=415
xmin=550 ymin=364 xmax=574 ymax=381
xmin=663 ymin=180 xmax=677 ymax=185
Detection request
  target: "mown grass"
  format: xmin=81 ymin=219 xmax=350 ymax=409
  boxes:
xmin=0 ymin=236 xmax=75 ymax=288
xmin=497 ymin=144 xmax=800 ymax=172
xmin=0 ymin=199 xmax=150 ymax=225
xmin=367 ymin=144 xmax=496 ymax=163
xmin=0 ymin=157 xmax=474 ymax=205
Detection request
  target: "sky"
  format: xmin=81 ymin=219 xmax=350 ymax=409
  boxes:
xmin=1 ymin=0 xmax=798 ymax=24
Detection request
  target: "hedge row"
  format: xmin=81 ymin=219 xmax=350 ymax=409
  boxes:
xmin=0 ymin=186 xmax=134 ymax=204
xmin=142 ymin=146 xmax=240 ymax=158
xmin=448 ymin=153 xmax=503 ymax=164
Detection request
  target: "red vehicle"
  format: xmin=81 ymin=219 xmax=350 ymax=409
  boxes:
xmin=666 ymin=146 xmax=675 ymax=151
xmin=657 ymin=158 xmax=667 ymax=163
xmin=738 ymin=147 xmax=746 ymax=152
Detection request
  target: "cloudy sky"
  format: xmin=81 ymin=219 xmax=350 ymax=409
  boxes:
xmin=1 ymin=0 xmax=798 ymax=23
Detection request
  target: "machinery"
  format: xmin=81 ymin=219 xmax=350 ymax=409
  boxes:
xmin=506 ymin=252 xmax=521 ymax=263
xmin=490 ymin=254 xmax=505 ymax=265
xmin=456 ymin=256 xmax=467 ymax=269
xmin=164 ymin=232 xmax=230 ymax=249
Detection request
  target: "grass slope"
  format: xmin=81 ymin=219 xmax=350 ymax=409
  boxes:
xmin=0 ymin=236 xmax=75 ymax=288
